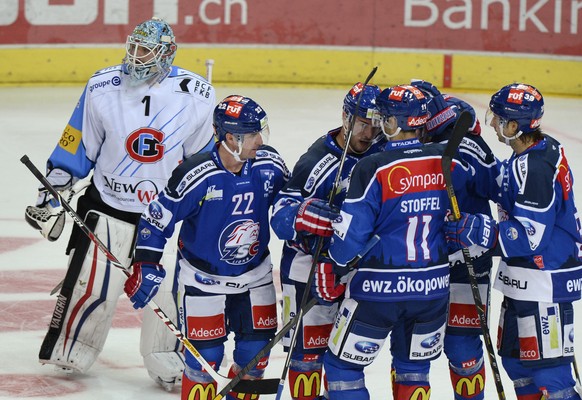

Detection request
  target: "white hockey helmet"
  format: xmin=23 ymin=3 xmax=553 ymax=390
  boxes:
xmin=123 ymin=17 xmax=177 ymax=83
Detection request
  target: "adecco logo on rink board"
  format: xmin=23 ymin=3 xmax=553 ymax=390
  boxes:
xmin=0 ymin=0 xmax=581 ymax=55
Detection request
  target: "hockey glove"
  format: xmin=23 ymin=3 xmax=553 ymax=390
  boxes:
xmin=445 ymin=212 xmax=498 ymax=251
xmin=311 ymin=257 xmax=345 ymax=306
xmin=124 ymin=262 xmax=165 ymax=309
xmin=295 ymin=199 xmax=341 ymax=237
xmin=24 ymin=168 xmax=78 ymax=242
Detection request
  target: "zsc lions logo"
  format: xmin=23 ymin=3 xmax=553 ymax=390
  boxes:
xmin=421 ymin=332 xmax=441 ymax=349
xmin=219 ymin=219 xmax=260 ymax=265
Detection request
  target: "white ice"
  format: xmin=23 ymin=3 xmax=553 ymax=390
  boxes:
xmin=1 ymin=85 xmax=582 ymax=399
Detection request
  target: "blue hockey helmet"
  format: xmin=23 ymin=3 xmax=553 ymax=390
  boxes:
xmin=214 ymin=95 xmax=269 ymax=143
xmin=374 ymin=85 xmax=429 ymax=136
xmin=123 ymin=17 xmax=177 ymax=83
xmin=343 ymin=82 xmax=382 ymax=120
xmin=488 ymin=83 xmax=544 ymax=134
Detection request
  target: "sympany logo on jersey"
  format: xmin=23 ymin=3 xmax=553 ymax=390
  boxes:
xmin=379 ymin=157 xmax=445 ymax=200
xmin=125 ymin=127 xmax=165 ymax=163
xmin=219 ymin=219 xmax=260 ymax=265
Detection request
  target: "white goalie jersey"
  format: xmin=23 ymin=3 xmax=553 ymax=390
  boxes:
xmin=46 ymin=64 xmax=215 ymax=213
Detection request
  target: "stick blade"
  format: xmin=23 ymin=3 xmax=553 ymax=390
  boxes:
xmin=231 ymin=378 xmax=279 ymax=395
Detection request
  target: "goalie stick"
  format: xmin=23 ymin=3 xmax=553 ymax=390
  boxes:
xmin=213 ymin=234 xmax=381 ymax=400
xmin=441 ymin=112 xmax=506 ymax=400
xmin=20 ymin=155 xmax=278 ymax=395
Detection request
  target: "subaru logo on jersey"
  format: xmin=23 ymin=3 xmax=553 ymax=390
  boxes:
xmin=148 ymin=202 xmax=164 ymax=219
xmin=421 ymin=332 xmax=441 ymax=349
xmin=125 ymin=127 xmax=165 ymax=163
xmin=219 ymin=219 xmax=260 ymax=265
xmin=354 ymin=341 xmax=380 ymax=354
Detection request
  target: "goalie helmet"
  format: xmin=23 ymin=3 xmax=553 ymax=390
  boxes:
xmin=214 ymin=95 xmax=269 ymax=142
xmin=374 ymin=85 xmax=429 ymax=134
xmin=343 ymin=82 xmax=382 ymax=120
xmin=488 ymin=83 xmax=544 ymax=134
xmin=123 ymin=17 xmax=177 ymax=83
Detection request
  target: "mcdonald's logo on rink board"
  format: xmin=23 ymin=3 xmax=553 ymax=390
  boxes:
xmin=455 ymin=374 xmax=485 ymax=397
xmin=292 ymin=372 xmax=321 ymax=398
xmin=188 ymin=383 xmax=216 ymax=400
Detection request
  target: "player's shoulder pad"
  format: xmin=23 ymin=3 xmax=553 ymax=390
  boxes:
xmin=168 ymin=66 xmax=214 ymax=104
xmin=255 ymin=145 xmax=289 ymax=174
xmin=459 ymin=134 xmax=495 ymax=164
xmin=167 ymin=152 xmax=219 ymax=197
xmin=86 ymin=65 xmax=123 ymax=94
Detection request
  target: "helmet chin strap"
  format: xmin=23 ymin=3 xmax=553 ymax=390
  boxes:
xmin=499 ymin=121 xmax=523 ymax=146
xmin=221 ymin=139 xmax=244 ymax=163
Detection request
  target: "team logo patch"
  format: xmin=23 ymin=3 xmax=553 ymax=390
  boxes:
xmin=506 ymin=227 xmax=518 ymax=240
xmin=139 ymin=227 xmax=151 ymax=240
xmin=125 ymin=127 xmax=165 ymax=163
xmin=219 ymin=219 xmax=260 ymax=265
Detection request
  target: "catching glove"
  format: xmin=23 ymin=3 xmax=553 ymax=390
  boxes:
xmin=445 ymin=212 xmax=498 ymax=251
xmin=24 ymin=168 xmax=79 ymax=242
xmin=124 ymin=262 xmax=165 ymax=309
xmin=295 ymin=199 xmax=341 ymax=237
xmin=311 ymin=257 xmax=345 ymax=306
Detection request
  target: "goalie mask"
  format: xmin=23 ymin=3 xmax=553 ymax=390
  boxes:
xmin=123 ymin=17 xmax=177 ymax=84
xmin=486 ymin=83 xmax=544 ymax=142
xmin=213 ymin=95 xmax=270 ymax=161
xmin=373 ymin=85 xmax=429 ymax=138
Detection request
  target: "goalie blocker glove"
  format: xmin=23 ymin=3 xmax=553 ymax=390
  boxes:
xmin=124 ymin=262 xmax=166 ymax=309
xmin=445 ymin=212 xmax=498 ymax=251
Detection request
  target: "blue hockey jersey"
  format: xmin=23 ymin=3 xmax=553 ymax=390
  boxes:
xmin=493 ymin=135 xmax=582 ymax=302
xmin=329 ymin=140 xmax=473 ymax=302
xmin=270 ymin=128 xmax=385 ymax=282
xmin=134 ymin=144 xmax=290 ymax=282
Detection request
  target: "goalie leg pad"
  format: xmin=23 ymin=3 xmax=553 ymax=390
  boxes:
xmin=141 ymin=237 xmax=184 ymax=390
xmin=39 ymin=210 xmax=135 ymax=373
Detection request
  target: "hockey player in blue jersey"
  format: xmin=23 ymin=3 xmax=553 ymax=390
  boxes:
xmin=314 ymin=85 xmax=492 ymax=400
xmin=124 ymin=95 xmax=290 ymax=400
xmin=24 ymin=18 xmax=215 ymax=391
xmin=411 ymin=80 xmax=498 ymax=400
xmin=446 ymin=83 xmax=582 ymax=400
xmin=270 ymin=82 xmax=384 ymax=400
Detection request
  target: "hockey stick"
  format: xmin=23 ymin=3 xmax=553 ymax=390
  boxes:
xmin=20 ymin=155 xmax=278 ymax=395
xmin=272 ymin=66 xmax=379 ymax=400
xmin=441 ymin=113 xmax=506 ymax=400
xmin=213 ymin=234 xmax=380 ymax=400
xmin=205 ymin=59 xmax=214 ymax=83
